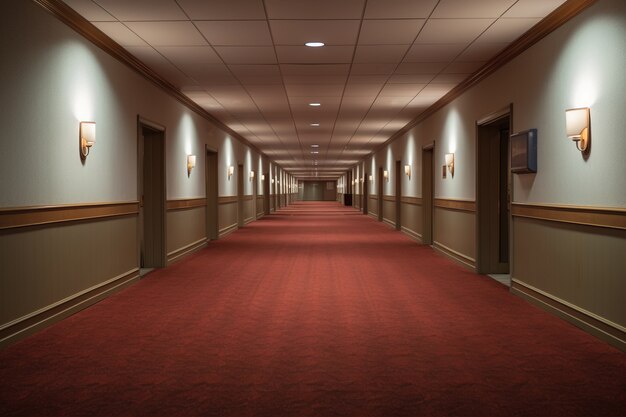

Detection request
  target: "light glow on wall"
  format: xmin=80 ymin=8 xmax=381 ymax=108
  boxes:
xmin=444 ymin=108 xmax=460 ymax=154
xmin=571 ymin=71 xmax=598 ymax=108
xmin=72 ymin=83 xmax=94 ymax=122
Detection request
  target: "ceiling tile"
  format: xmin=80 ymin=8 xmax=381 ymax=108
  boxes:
xmin=387 ymin=74 xmax=435 ymax=83
xmin=419 ymin=83 xmax=456 ymax=97
xmin=92 ymin=22 xmax=148 ymax=46
xmin=94 ymin=0 xmax=188 ymax=20
xmin=503 ymin=0 xmax=567 ymax=18
xmin=265 ymin=0 xmax=365 ymax=19
xmin=283 ymin=75 xmax=349 ymax=85
xmin=442 ymin=61 xmax=485 ymax=73
xmin=183 ymin=91 xmax=224 ymax=110
xmin=176 ymin=0 xmax=266 ymax=19
xmin=476 ymin=18 xmax=541 ymax=43
xmin=228 ymin=65 xmax=280 ymax=77
xmin=195 ymin=21 xmax=273 ymax=46
xmin=270 ymin=20 xmax=360 ymax=45
xmin=457 ymin=42 xmax=508 ymax=61
xmin=275 ymin=46 xmax=354 ymax=64
xmin=125 ymin=22 xmax=207 ymax=46
xmin=237 ymin=75 xmax=284 ymax=85
xmin=189 ymin=64 xmax=239 ymax=85
xmin=431 ymin=0 xmax=516 ymax=18
xmin=125 ymin=46 xmax=198 ymax=88
xmin=430 ymin=73 xmax=468 ymax=83
xmin=343 ymin=84 xmax=383 ymax=98
xmin=63 ymin=0 xmax=116 ymax=21
xmin=373 ymin=96 xmax=414 ymax=109
xmin=415 ymin=19 xmax=494 ymax=44
xmin=364 ymin=0 xmax=438 ymax=18
xmin=156 ymin=46 xmax=223 ymax=71
xmin=396 ymin=62 xmax=447 ymax=74
xmin=358 ymin=20 xmax=425 ymax=45
xmin=214 ymin=46 xmax=277 ymax=64
xmin=404 ymin=43 xmax=467 ymax=62
xmin=347 ymin=75 xmax=389 ymax=84
xmin=285 ymin=84 xmax=345 ymax=97
xmin=379 ymin=83 xmax=425 ymax=97
xmin=354 ymin=45 xmax=409 ymax=63
xmin=281 ymin=64 xmax=350 ymax=76
xmin=350 ymin=63 xmax=397 ymax=75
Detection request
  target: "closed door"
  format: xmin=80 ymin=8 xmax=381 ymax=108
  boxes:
xmin=422 ymin=147 xmax=434 ymax=245
xmin=477 ymin=114 xmax=511 ymax=274
xmin=139 ymin=123 xmax=165 ymax=269
xmin=206 ymin=150 xmax=218 ymax=240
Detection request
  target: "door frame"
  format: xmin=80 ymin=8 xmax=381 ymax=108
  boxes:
xmin=475 ymin=104 xmax=513 ymax=276
xmin=263 ymin=173 xmax=270 ymax=215
xmin=395 ymin=160 xmax=401 ymax=231
xmin=237 ymin=163 xmax=244 ymax=227
xmin=377 ymin=166 xmax=383 ymax=222
xmin=362 ymin=172 xmax=368 ymax=215
xmin=205 ymin=146 xmax=219 ymax=240
xmin=137 ymin=116 xmax=167 ymax=270
xmin=422 ymin=143 xmax=434 ymax=245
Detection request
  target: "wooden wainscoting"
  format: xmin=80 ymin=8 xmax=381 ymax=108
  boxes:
xmin=511 ymin=202 xmax=626 ymax=351
xmin=0 ymin=201 xmax=139 ymax=229
xmin=433 ymin=198 xmax=477 ymax=269
xmin=400 ymin=197 xmax=423 ymax=242
xmin=166 ymin=198 xmax=208 ymax=264
xmin=218 ymin=196 xmax=239 ymax=237
xmin=0 ymin=202 xmax=140 ymax=347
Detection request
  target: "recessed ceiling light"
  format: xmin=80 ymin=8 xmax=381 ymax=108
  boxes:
xmin=310 ymin=123 xmax=320 ymax=127
xmin=309 ymin=102 xmax=321 ymax=107
xmin=305 ymin=42 xmax=325 ymax=47
xmin=311 ymin=151 xmax=319 ymax=154
xmin=310 ymin=144 xmax=319 ymax=148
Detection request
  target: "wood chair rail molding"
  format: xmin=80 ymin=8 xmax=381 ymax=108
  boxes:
xmin=0 ymin=202 xmax=139 ymax=230
xmin=512 ymin=203 xmax=626 ymax=230
xmin=166 ymin=198 xmax=207 ymax=211
xmin=434 ymin=198 xmax=476 ymax=213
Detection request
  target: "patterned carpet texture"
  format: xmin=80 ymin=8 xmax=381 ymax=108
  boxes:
xmin=1 ymin=202 xmax=625 ymax=416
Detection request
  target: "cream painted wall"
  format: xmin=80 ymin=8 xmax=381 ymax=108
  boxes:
xmin=351 ymin=0 xmax=625 ymax=347
xmin=0 ymin=1 xmax=270 ymax=207
xmin=361 ymin=0 xmax=625 ymax=206
xmin=416 ymin=0 xmax=623 ymax=205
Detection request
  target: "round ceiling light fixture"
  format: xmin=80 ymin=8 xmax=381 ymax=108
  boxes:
xmin=305 ymin=42 xmax=325 ymax=47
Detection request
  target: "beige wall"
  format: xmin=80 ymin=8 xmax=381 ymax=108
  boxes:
xmin=0 ymin=0 xmax=276 ymax=346
xmin=0 ymin=215 xmax=138 ymax=346
xmin=356 ymin=0 xmax=625 ymax=347
xmin=166 ymin=206 xmax=206 ymax=262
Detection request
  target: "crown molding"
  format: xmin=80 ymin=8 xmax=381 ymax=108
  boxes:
xmin=33 ymin=0 xmax=272 ymax=168
xmin=367 ymin=0 xmax=598 ymax=160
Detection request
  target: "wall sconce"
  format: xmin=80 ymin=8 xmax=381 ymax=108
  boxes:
xmin=566 ymin=107 xmax=590 ymax=152
xmin=404 ymin=164 xmax=411 ymax=179
xmin=187 ymin=154 xmax=196 ymax=177
xmin=445 ymin=153 xmax=455 ymax=177
xmin=79 ymin=121 xmax=96 ymax=159
xmin=227 ymin=165 xmax=234 ymax=180
xmin=261 ymin=174 xmax=265 ymax=181
xmin=249 ymin=170 xmax=255 ymax=181
xmin=369 ymin=175 xmax=373 ymax=181
xmin=351 ymin=180 xmax=355 ymax=185
xmin=383 ymin=170 xmax=389 ymax=181
xmin=271 ymin=178 xmax=275 ymax=184
xmin=360 ymin=177 xmax=364 ymax=183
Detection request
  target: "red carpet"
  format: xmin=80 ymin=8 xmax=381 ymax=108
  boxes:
xmin=1 ymin=201 xmax=624 ymax=416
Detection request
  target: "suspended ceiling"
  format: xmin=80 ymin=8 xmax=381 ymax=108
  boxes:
xmin=61 ymin=0 xmax=567 ymax=179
